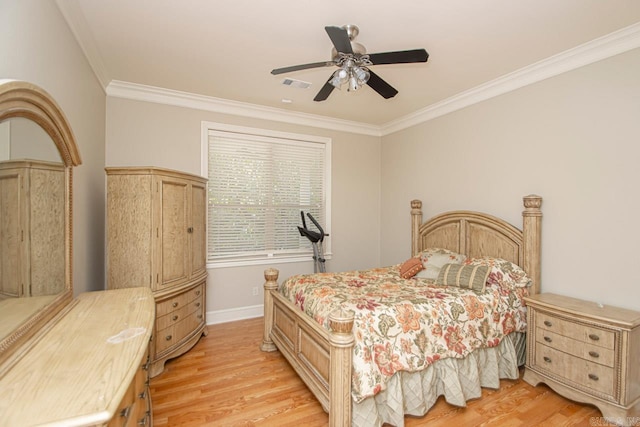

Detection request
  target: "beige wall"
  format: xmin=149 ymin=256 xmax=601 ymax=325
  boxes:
xmin=381 ymin=48 xmax=640 ymax=311
xmin=105 ymin=97 xmax=381 ymax=316
xmin=1 ymin=0 xmax=107 ymax=294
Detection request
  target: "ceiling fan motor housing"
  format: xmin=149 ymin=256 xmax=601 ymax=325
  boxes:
xmin=331 ymin=25 xmax=367 ymax=59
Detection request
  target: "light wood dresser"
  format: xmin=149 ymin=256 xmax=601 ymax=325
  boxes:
xmin=0 ymin=287 xmax=155 ymax=426
xmin=524 ymin=293 xmax=640 ymax=426
xmin=106 ymin=167 xmax=208 ymax=377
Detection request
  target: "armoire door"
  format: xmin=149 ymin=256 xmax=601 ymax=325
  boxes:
xmin=189 ymin=181 xmax=207 ymax=279
xmin=0 ymin=170 xmax=23 ymax=298
xmin=156 ymin=176 xmax=190 ymax=290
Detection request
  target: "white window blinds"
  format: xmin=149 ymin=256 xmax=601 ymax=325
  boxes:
xmin=207 ymin=128 xmax=330 ymax=265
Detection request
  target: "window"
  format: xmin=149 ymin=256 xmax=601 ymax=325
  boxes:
xmin=202 ymin=122 xmax=331 ymax=267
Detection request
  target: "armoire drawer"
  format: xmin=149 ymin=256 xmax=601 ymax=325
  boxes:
xmin=156 ymin=310 xmax=204 ymax=354
xmin=156 ymin=297 xmax=204 ymax=330
xmin=156 ymin=283 xmax=204 ymax=317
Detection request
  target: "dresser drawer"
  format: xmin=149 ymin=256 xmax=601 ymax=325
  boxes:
xmin=535 ymin=328 xmax=615 ymax=367
xmin=156 ymin=283 xmax=204 ymax=317
xmin=109 ymin=379 xmax=136 ymax=427
xmin=156 ymin=297 xmax=204 ymax=330
xmin=536 ymin=312 xmax=615 ymax=349
xmin=156 ymin=309 xmax=205 ymax=354
xmin=535 ymin=343 xmax=615 ymax=399
xmin=109 ymin=345 xmax=152 ymax=427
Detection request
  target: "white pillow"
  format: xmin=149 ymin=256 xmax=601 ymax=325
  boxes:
xmin=414 ymin=248 xmax=466 ymax=279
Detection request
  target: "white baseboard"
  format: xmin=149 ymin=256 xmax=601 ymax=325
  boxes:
xmin=206 ymin=304 xmax=264 ymax=325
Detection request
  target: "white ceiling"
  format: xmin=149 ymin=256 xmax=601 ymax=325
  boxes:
xmin=57 ymin=0 xmax=640 ymax=127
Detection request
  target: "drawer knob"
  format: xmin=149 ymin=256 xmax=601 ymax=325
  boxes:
xmin=543 ymin=356 xmax=552 ymax=363
xmin=588 ymin=333 xmax=600 ymax=341
xmin=588 ymin=373 xmax=599 ymax=381
xmin=195 ymin=290 xmax=201 ymax=296
xmin=120 ymin=406 xmax=132 ymax=419
xmin=172 ymin=302 xmax=179 ymax=308
xmin=195 ymin=302 xmax=201 ymax=307
xmin=197 ymin=314 xmax=203 ymax=319
xmin=138 ymin=390 xmax=147 ymax=399
xmin=543 ymin=336 xmax=552 ymax=343
xmin=172 ymin=315 xmax=179 ymax=321
xmin=588 ymin=351 xmax=600 ymax=358
xmin=544 ymin=320 xmax=552 ymax=327
xmin=138 ymin=413 xmax=150 ymax=426
xmin=165 ymin=334 xmax=172 ymax=341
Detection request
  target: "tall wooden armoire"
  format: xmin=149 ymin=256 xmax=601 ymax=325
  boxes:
xmin=106 ymin=166 xmax=208 ymax=377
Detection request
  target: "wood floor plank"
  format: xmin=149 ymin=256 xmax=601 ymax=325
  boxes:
xmin=151 ymin=317 xmax=615 ymax=426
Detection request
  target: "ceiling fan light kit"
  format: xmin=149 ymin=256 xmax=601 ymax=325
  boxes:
xmin=329 ymin=55 xmax=371 ymax=92
xmin=271 ymin=24 xmax=429 ymax=102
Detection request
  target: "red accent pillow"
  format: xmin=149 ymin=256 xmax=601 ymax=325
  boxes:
xmin=399 ymin=257 xmax=424 ymax=279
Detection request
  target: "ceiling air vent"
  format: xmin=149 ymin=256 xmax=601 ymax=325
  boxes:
xmin=282 ymin=78 xmax=311 ymax=89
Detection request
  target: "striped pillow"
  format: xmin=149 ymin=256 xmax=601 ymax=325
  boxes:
xmin=436 ymin=263 xmax=490 ymax=293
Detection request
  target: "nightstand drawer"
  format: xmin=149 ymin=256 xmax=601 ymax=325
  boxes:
xmin=536 ymin=312 xmax=615 ymax=349
xmin=535 ymin=344 xmax=615 ymax=399
xmin=535 ymin=328 xmax=615 ymax=367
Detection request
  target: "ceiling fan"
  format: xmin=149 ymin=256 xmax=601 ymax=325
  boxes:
xmin=271 ymin=25 xmax=429 ymax=102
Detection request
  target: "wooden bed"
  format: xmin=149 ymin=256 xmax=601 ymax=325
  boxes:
xmin=261 ymin=195 xmax=542 ymax=426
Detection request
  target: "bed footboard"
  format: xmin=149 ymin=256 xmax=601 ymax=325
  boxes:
xmin=261 ymin=268 xmax=355 ymax=427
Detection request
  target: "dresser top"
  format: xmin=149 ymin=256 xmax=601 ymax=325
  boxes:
xmin=0 ymin=287 xmax=155 ymax=427
xmin=525 ymin=293 xmax=640 ymax=329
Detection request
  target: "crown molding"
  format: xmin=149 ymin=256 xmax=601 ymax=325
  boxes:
xmin=380 ymin=22 xmax=640 ymax=135
xmin=106 ymin=81 xmax=382 ymax=137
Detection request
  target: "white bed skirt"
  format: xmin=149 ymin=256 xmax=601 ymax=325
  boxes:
xmin=352 ymin=332 xmax=526 ymax=427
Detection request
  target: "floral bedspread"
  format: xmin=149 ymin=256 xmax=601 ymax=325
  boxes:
xmin=278 ymin=265 xmax=529 ymax=403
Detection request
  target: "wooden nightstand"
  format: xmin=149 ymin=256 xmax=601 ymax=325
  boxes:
xmin=523 ymin=293 xmax=640 ymax=426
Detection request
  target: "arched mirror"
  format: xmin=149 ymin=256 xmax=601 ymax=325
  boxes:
xmin=0 ymin=80 xmax=81 ymax=369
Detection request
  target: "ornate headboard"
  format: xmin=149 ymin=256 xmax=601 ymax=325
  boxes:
xmin=411 ymin=195 xmax=542 ymax=295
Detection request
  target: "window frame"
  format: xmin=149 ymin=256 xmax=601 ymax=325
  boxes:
xmin=201 ymin=121 xmax=332 ymax=269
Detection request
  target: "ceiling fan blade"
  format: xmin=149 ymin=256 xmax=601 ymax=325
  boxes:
xmin=366 ymin=70 xmax=398 ymax=99
xmin=325 ymin=26 xmax=353 ymax=54
xmin=313 ymin=78 xmax=335 ymax=102
xmin=368 ymin=49 xmax=429 ymax=65
xmin=271 ymin=61 xmax=334 ymax=75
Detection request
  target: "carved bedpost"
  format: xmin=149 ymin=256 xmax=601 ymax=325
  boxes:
xmin=411 ymin=200 xmax=423 ymax=257
xmin=328 ymin=309 xmax=355 ymax=427
xmin=260 ymin=268 xmax=279 ymax=352
xmin=522 ymin=195 xmax=542 ymax=295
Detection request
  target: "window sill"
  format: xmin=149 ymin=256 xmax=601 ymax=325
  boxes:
xmin=207 ymin=253 xmax=332 ymax=269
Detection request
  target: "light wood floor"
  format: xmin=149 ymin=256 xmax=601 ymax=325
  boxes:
xmin=150 ymin=317 xmax=614 ymax=426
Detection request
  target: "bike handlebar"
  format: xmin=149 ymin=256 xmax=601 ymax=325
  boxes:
xmin=306 ymin=213 xmax=325 ymax=239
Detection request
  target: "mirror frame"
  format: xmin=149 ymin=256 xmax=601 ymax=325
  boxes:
xmin=0 ymin=80 xmax=81 ymax=370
